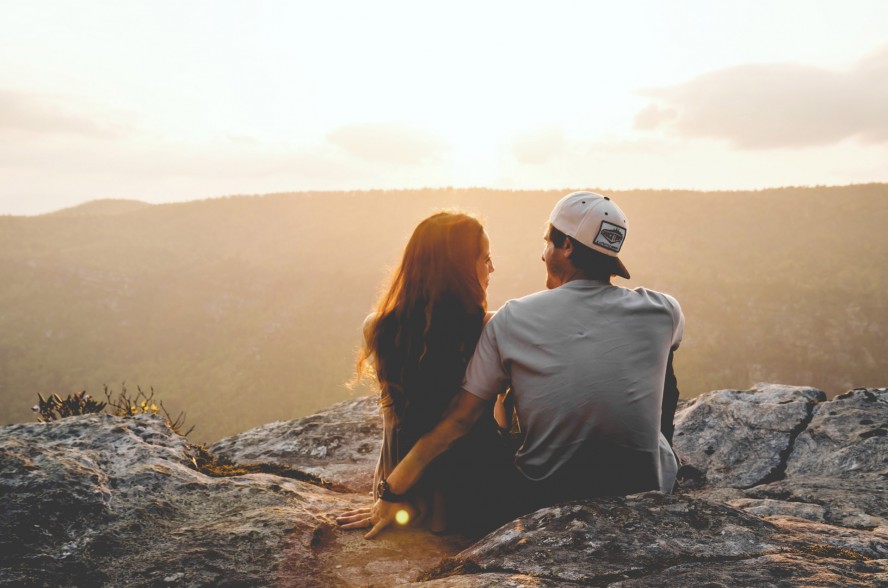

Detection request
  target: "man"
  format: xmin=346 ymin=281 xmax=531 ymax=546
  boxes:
xmin=339 ymin=191 xmax=684 ymax=538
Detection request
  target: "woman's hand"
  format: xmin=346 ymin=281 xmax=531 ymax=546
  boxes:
xmin=365 ymin=499 xmax=405 ymax=539
xmin=335 ymin=500 xmax=414 ymax=539
xmin=335 ymin=506 xmax=372 ymax=529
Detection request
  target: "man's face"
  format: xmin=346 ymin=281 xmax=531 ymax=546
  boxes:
xmin=541 ymin=235 xmax=569 ymax=290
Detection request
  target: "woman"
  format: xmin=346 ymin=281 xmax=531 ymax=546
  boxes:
xmin=338 ymin=211 xmax=507 ymax=534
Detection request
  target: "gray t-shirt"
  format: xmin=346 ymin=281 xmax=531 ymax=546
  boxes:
xmin=463 ymin=279 xmax=684 ymax=489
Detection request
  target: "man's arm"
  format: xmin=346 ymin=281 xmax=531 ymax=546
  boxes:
xmin=660 ymin=351 xmax=679 ymax=445
xmin=339 ymin=389 xmax=488 ymax=539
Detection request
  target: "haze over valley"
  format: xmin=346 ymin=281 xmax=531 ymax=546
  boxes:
xmin=1 ymin=184 xmax=885 ymax=443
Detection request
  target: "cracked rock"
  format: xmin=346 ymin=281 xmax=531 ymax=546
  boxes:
xmin=673 ymin=383 xmax=826 ymax=488
xmin=0 ymin=415 xmax=357 ymax=586
xmin=0 ymin=413 xmax=466 ymax=588
xmin=766 ymin=516 xmax=888 ymax=560
xmin=403 ymin=573 xmax=584 ymax=587
xmin=730 ymin=388 xmax=888 ymax=530
xmin=418 ymin=492 xmax=887 ymax=586
xmin=740 ymin=478 xmax=888 ymax=530
xmin=423 ymin=493 xmax=786 ymax=584
xmin=784 ymin=387 xmax=888 ymax=482
xmin=607 ymin=554 xmax=887 ymax=587
xmin=209 ymin=396 xmax=382 ymax=493
xmin=4 ymin=386 xmax=888 ymax=587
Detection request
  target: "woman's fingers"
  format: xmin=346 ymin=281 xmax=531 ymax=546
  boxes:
xmin=364 ymin=517 xmax=390 ymax=539
xmin=335 ymin=507 xmax=371 ymax=520
xmin=339 ymin=507 xmax=372 ymax=516
xmin=335 ymin=513 xmax=371 ymax=525
xmin=340 ymin=517 xmax=372 ymax=530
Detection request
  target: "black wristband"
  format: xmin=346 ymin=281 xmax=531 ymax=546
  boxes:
xmin=377 ymin=478 xmax=408 ymax=502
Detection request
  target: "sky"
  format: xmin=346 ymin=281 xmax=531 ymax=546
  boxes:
xmin=1 ymin=0 xmax=887 ymax=215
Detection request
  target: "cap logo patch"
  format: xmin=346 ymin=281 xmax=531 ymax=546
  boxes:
xmin=594 ymin=221 xmax=626 ymax=252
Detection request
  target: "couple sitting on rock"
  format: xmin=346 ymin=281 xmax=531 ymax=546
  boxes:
xmin=336 ymin=192 xmax=685 ymax=539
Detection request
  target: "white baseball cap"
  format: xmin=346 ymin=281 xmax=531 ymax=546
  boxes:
xmin=549 ymin=191 xmax=630 ymax=279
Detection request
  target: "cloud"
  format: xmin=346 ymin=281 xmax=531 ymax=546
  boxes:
xmin=0 ymin=89 xmax=130 ymax=139
xmin=326 ymin=123 xmax=449 ymax=164
xmin=633 ymin=104 xmax=677 ymax=130
xmin=634 ymin=45 xmax=888 ymax=149
xmin=508 ymin=126 xmax=566 ymax=164
xmin=0 ymin=126 xmax=459 ymax=215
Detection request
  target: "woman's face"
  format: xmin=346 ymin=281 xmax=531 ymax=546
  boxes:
xmin=475 ymin=231 xmax=495 ymax=291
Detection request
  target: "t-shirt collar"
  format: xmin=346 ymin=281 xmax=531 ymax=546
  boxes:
xmin=560 ymin=278 xmax=613 ymax=289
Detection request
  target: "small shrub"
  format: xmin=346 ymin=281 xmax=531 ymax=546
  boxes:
xmin=32 ymin=391 xmax=106 ymax=422
xmin=33 ymin=383 xmax=194 ymax=437
xmin=102 ymin=383 xmax=194 ymax=437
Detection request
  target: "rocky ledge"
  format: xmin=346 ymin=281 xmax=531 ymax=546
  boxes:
xmin=2 ymin=384 xmax=886 ymax=587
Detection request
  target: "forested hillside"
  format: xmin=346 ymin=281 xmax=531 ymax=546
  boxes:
xmin=1 ymin=185 xmax=885 ymax=442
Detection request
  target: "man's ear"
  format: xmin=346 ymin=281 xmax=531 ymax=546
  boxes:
xmin=562 ymin=236 xmax=575 ymax=258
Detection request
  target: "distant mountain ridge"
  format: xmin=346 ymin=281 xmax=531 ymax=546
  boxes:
xmin=1 ymin=185 xmax=886 ymax=443
xmin=45 ymin=198 xmax=152 ymax=217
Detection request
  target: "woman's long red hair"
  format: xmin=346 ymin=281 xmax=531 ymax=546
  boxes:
xmin=357 ymin=211 xmax=487 ymax=430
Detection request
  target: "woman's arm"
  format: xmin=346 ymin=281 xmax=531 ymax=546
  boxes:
xmin=362 ymin=312 xmax=377 ymax=346
xmin=340 ymin=389 xmax=488 ymax=538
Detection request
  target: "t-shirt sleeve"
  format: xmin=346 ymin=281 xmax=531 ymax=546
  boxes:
xmin=462 ymin=317 xmax=510 ymax=401
xmin=664 ymin=293 xmax=685 ymax=351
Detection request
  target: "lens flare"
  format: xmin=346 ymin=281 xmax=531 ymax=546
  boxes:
xmin=395 ymin=509 xmax=410 ymax=525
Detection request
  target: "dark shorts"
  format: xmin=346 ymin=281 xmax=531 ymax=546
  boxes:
xmin=432 ymin=422 xmax=517 ymax=536
xmin=443 ymin=440 xmax=662 ymax=536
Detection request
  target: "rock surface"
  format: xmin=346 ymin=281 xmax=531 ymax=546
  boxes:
xmin=2 ymin=385 xmax=887 ymax=587
xmin=0 ymin=413 xmax=466 ymax=587
xmin=785 ymin=387 xmax=888 ymax=481
xmin=208 ymin=396 xmax=382 ymax=493
xmin=681 ymin=386 xmax=888 ymax=531
xmin=672 ymin=383 xmax=826 ymax=488
xmin=417 ymin=494 xmax=887 ymax=587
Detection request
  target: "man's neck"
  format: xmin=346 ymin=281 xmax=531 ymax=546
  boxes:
xmin=562 ymin=270 xmax=612 ymax=285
